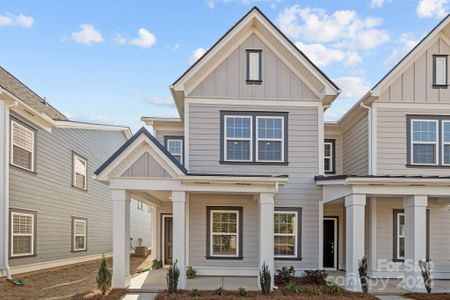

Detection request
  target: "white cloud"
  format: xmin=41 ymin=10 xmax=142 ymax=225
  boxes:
xmin=128 ymin=28 xmax=156 ymax=49
xmin=277 ymin=5 xmax=390 ymax=50
xmin=383 ymin=33 xmax=420 ymax=68
xmin=144 ymin=96 xmax=175 ymax=107
xmin=334 ymin=76 xmax=370 ymax=100
xmin=0 ymin=13 xmax=34 ymax=27
xmin=417 ymin=0 xmax=448 ymax=18
xmin=370 ymin=0 xmax=390 ymax=8
xmin=295 ymin=42 xmax=361 ymax=67
xmin=189 ymin=48 xmax=206 ymax=65
xmin=167 ymin=43 xmax=181 ymax=52
xmin=113 ymin=33 xmax=127 ymax=46
xmin=70 ymin=24 xmax=103 ymax=45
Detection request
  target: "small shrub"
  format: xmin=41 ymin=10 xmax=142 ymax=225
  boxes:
xmin=275 ymin=266 xmax=295 ymax=286
xmin=300 ymin=285 xmax=321 ymax=295
xmin=419 ymin=260 xmax=433 ymax=294
xmin=238 ymin=287 xmax=247 ymax=297
xmin=186 ymin=265 xmax=197 ymax=279
xmin=96 ymin=254 xmax=112 ymax=295
xmin=215 ymin=287 xmax=224 ymax=295
xmin=152 ymin=259 xmax=162 ymax=269
xmin=166 ymin=260 xmax=180 ymax=293
xmin=259 ymin=262 xmax=271 ymax=295
xmin=328 ymin=283 xmax=343 ymax=296
xmin=302 ymin=270 xmax=328 ymax=285
xmin=358 ymin=256 xmax=369 ymax=293
xmin=286 ymin=282 xmax=300 ymax=294
xmin=191 ymin=288 xmax=200 ymax=297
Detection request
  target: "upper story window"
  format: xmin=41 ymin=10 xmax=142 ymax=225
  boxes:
xmin=11 ymin=119 xmax=35 ymax=172
xmin=433 ymin=55 xmax=448 ymax=87
xmin=73 ymin=153 xmax=87 ymax=190
xmin=324 ymin=139 xmax=336 ymax=174
xmin=221 ymin=112 xmax=288 ymax=164
xmin=246 ymin=49 xmax=262 ymax=83
xmin=164 ymin=136 xmax=184 ymax=164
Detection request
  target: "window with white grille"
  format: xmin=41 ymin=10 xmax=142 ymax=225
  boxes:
xmin=73 ymin=153 xmax=87 ymax=190
xmin=10 ymin=211 xmax=35 ymax=257
xmin=73 ymin=218 xmax=87 ymax=251
xmin=11 ymin=120 xmax=35 ymax=171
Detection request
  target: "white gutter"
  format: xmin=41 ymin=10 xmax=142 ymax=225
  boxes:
xmin=360 ymin=102 xmax=373 ymax=175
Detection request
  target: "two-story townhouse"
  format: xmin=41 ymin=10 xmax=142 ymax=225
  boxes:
xmin=0 ymin=67 xmax=151 ymax=278
xmin=94 ymin=7 xmax=340 ymax=289
xmin=319 ymin=15 xmax=450 ymax=291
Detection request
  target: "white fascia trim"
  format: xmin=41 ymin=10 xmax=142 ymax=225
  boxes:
xmin=374 ymin=102 xmax=450 ymax=110
xmin=318 ymin=177 xmax=450 ymax=186
xmin=186 ymin=97 xmax=322 ymax=107
xmin=141 ymin=117 xmax=181 ymax=126
xmin=180 ymin=175 xmax=288 ymax=185
xmin=54 ymin=121 xmax=132 ymax=139
xmin=7 ymin=252 xmax=112 ymax=276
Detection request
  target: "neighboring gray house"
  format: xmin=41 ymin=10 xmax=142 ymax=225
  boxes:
xmin=95 ymin=7 xmax=450 ymax=293
xmin=0 ymin=67 xmax=150 ymax=277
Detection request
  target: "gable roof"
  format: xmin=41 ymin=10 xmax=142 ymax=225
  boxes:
xmin=0 ymin=66 xmax=67 ymax=121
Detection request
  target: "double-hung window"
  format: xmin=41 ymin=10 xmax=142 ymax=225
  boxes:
xmin=165 ymin=137 xmax=184 ymax=164
xmin=256 ymin=116 xmax=284 ymax=162
xmin=224 ymin=116 xmax=252 ymax=161
xmin=324 ymin=139 xmax=335 ymax=174
xmin=73 ymin=153 xmax=87 ymax=190
xmin=443 ymin=121 xmax=450 ymax=165
xmin=11 ymin=120 xmax=35 ymax=172
xmin=72 ymin=217 xmax=87 ymax=251
xmin=207 ymin=207 xmax=242 ymax=258
xmin=10 ymin=210 xmax=35 ymax=257
xmin=410 ymin=119 xmax=439 ymax=165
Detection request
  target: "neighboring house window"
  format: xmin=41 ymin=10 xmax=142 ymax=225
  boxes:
xmin=165 ymin=137 xmax=184 ymax=164
xmin=274 ymin=208 xmax=302 ymax=260
xmin=393 ymin=209 xmax=430 ymax=261
xmin=433 ymin=55 xmax=448 ymax=87
xmin=224 ymin=116 xmax=252 ymax=161
xmin=443 ymin=121 xmax=450 ymax=165
xmin=256 ymin=116 xmax=284 ymax=162
xmin=72 ymin=217 xmax=87 ymax=252
xmin=246 ymin=49 xmax=262 ymax=83
xmin=206 ymin=206 xmax=243 ymax=259
xmin=10 ymin=120 xmax=35 ymax=172
xmin=10 ymin=209 xmax=35 ymax=257
xmin=324 ymin=139 xmax=336 ymax=174
xmin=73 ymin=153 xmax=87 ymax=190
xmin=221 ymin=112 xmax=288 ymax=164
xmin=410 ymin=119 xmax=438 ymax=165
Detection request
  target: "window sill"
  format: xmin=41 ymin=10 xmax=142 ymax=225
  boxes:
xmin=246 ymin=80 xmax=262 ymax=85
xmin=325 ymin=171 xmax=336 ymax=175
xmin=220 ymin=160 xmax=288 ymax=166
xmin=432 ymin=84 xmax=448 ymax=89
xmin=10 ymin=254 xmax=37 ymax=259
xmin=275 ymin=257 xmax=302 ymax=261
xmin=405 ymin=164 xmax=450 ymax=169
xmin=72 ymin=249 xmax=88 ymax=253
xmin=71 ymin=185 xmax=88 ymax=192
xmin=205 ymin=256 xmax=243 ymax=260
xmin=10 ymin=164 xmax=37 ymax=174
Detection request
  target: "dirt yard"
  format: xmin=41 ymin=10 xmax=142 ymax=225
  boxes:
xmin=404 ymin=293 xmax=450 ymax=300
xmin=0 ymin=255 xmax=148 ymax=300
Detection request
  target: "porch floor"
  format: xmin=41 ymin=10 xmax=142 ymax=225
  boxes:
xmin=128 ymin=268 xmax=258 ymax=292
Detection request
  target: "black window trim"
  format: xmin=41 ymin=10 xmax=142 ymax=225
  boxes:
xmin=9 ymin=207 xmax=37 ymax=259
xmin=432 ymin=54 xmax=448 ymax=88
xmin=206 ymin=206 xmax=243 ymax=260
xmin=393 ymin=209 xmax=430 ymax=262
xmin=406 ymin=114 xmax=450 ymax=168
xmin=220 ymin=111 xmax=289 ymax=165
xmin=246 ymin=49 xmax=262 ymax=84
xmin=164 ymin=135 xmax=185 ymax=165
xmin=274 ymin=207 xmax=302 ymax=261
xmin=324 ymin=139 xmax=336 ymax=174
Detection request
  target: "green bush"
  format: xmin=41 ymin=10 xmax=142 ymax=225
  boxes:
xmin=302 ymin=270 xmax=328 ymax=285
xmin=215 ymin=287 xmax=224 ymax=295
xmin=186 ymin=265 xmax=197 ymax=279
xmin=328 ymin=283 xmax=343 ymax=295
xmin=96 ymin=254 xmax=112 ymax=295
xmin=300 ymin=285 xmax=321 ymax=295
xmin=238 ymin=287 xmax=247 ymax=297
xmin=152 ymin=259 xmax=162 ymax=269
xmin=275 ymin=266 xmax=295 ymax=286
xmin=419 ymin=260 xmax=433 ymax=294
xmin=191 ymin=288 xmax=200 ymax=297
xmin=286 ymin=282 xmax=300 ymax=294
xmin=358 ymin=257 xmax=369 ymax=293
xmin=166 ymin=260 xmax=180 ymax=293
xmin=259 ymin=262 xmax=271 ymax=295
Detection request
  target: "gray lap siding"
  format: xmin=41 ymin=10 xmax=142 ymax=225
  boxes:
xmin=188 ymin=102 xmax=321 ymax=270
xmin=9 ymin=116 xmax=127 ymax=267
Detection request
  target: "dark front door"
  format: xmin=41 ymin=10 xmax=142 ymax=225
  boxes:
xmin=323 ymin=218 xmax=337 ymax=269
xmin=164 ymin=216 xmax=173 ymax=265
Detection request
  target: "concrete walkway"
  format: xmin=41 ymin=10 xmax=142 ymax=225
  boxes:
xmin=121 ymin=293 xmax=156 ymax=300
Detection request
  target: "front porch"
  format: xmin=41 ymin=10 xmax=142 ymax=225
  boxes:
xmin=317 ymin=175 xmax=450 ymax=293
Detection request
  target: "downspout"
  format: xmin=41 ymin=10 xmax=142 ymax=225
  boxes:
xmin=359 ymin=102 xmax=372 ymax=175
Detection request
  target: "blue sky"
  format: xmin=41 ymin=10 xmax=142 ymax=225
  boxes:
xmin=1 ymin=0 xmax=448 ymax=131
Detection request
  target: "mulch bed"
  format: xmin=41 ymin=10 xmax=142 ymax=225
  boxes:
xmin=72 ymin=289 xmax=127 ymax=300
xmin=404 ymin=293 xmax=450 ymax=300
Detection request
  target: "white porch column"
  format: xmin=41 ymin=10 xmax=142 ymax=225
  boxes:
xmin=112 ymin=189 xmax=131 ymax=289
xmin=172 ymin=191 xmax=187 ymax=288
xmin=150 ymin=206 xmax=159 ymax=260
xmin=403 ymin=195 xmax=428 ymax=292
xmin=0 ymin=100 xmax=10 ymax=278
xmin=345 ymin=194 xmax=366 ymax=291
xmin=259 ymin=192 xmax=274 ymax=289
